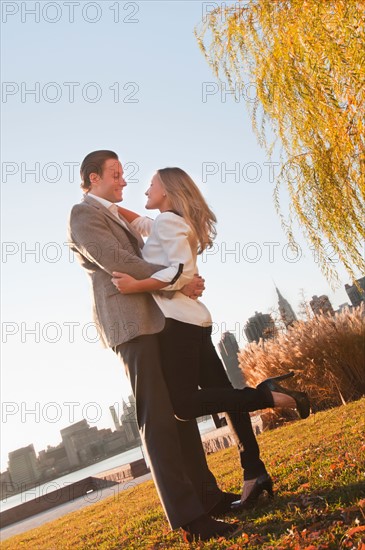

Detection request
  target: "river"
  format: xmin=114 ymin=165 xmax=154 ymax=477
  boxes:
xmin=1 ymin=417 xmax=216 ymax=512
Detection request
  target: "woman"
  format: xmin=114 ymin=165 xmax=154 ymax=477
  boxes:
xmin=112 ymin=167 xmax=310 ymax=508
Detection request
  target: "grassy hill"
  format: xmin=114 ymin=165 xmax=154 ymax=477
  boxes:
xmin=2 ymin=399 xmax=365 ymax=549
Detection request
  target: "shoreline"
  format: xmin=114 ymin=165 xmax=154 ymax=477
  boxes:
xmin=0 ymin=424 xmax=238 ymax=542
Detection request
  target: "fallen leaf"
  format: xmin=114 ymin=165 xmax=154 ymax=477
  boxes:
xmin=346 ymin=525 xmax=365 ymax=537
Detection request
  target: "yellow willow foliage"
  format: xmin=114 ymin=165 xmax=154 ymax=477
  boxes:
xmin=196 ymin=0 xmax=365 ymax=285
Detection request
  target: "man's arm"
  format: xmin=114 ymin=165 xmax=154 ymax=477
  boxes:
xmin=69 ymin=204 xmax=165 ymax=279
xmin=111 ymin=271 xmax=205 ymax=299
xmin=111 ymin=273 xmax=168 ymax=294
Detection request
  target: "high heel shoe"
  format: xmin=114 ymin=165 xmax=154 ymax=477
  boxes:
xmin=257 ymin=371 xmax=310 ymax=419
xmin=230 ymin=473 xmax=274 ymax=511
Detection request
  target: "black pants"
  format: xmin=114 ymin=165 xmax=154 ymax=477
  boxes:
xmin=114 ymin=333 xmax=224 ymax=529
xmin=158 ymin=319 xmax=272 ymax=480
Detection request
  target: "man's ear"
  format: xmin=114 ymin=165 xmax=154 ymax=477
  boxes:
xmin=89 ymin=172 xmax=100 ymax=186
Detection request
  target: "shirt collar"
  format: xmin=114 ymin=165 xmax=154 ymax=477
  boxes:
xmin=88 ymin=193 xmax=116 ymax=211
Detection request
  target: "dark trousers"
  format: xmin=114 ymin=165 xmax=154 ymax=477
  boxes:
xmin=158 ymin=319 xmax=271 ymax=480
xmin=114 ymin=333 xmax=224 ymax=529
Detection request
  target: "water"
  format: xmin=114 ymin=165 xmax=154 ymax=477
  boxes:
xmin=1 ymin=417 xmax=216 ymax=513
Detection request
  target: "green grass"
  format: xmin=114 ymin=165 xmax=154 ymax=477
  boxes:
xmin=2 ymin=399 xmax=365 ymax=549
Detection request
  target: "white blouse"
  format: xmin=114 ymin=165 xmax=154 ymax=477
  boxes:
xmin=131 ymin=212 xmax=212 ymax=327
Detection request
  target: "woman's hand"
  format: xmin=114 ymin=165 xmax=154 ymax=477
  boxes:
xmin=112 ymin=272 xmax=139 ymax=294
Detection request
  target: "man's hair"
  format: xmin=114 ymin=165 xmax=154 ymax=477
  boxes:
xmin=80 ymin=150 xmax=118 ymax=192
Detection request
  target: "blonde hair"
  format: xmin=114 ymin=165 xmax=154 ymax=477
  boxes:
xmin=157 ymin=167 xmax=217 ymax=254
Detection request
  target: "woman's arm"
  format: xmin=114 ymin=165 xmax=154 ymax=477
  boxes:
xmin=117 ymin=206 xmax=140 ymax=223
xmin=112 ymin=213 xmax=196 ymax=295
xmin=149 ymin=214 xmax=195 ymax=288
xmin=122 ymin=211 xmax=154 ymax=238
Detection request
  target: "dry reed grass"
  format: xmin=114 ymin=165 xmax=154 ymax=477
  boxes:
xmin=239 ymin=304 xmax=365 ymax=424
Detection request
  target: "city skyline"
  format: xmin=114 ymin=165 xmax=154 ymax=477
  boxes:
xmin=1 ymin=395 xmax=141 ymax=499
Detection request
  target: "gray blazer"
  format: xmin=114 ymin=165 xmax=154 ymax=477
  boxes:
xmin=68 ymin=194 xmax=166 ymax=347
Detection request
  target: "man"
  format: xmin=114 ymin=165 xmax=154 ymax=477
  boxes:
xmin=68 ymin=150 xmax=242 ymax=542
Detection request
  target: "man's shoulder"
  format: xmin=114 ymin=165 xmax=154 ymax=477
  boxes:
xmin=70 ymin=198 xmax=97 ymax=217
xmin=70 ymin=201 xmax=82 ymax=212
xmin=69 ymin=201 xmax=84 ymax=222
xmin=68 ymin=200 xmax=97 ymax=235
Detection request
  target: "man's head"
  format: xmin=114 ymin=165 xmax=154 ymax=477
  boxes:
xmin=80 ymin=150 xmax=126 ymax=203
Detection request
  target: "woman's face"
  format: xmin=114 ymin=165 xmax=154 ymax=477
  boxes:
xmin=145 ymin=173 xmax=170 ymax=211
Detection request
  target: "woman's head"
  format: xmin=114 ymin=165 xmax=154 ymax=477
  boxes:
xmin=148 ymin=167 xmax=217 ymax=254
xmin=145 ymin=172 xmax=171 ymax=212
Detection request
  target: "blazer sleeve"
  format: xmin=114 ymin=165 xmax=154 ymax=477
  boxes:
xmin=150 ymin=213 xmax=196 ymax=289
xmin=68 ymin=204 xmax=166 ymax=279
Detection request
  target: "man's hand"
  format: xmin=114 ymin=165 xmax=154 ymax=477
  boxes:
xmin=112 ymin=272 xmax=140 ymax=294
xmin=112 ymin=271 xmax=168 ymax=294
xmin=181 ymin=274 xmax=205 ymax=300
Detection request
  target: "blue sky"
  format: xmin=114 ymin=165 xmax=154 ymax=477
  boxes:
xmin=1 ymin=0 xmax=357 ymax=471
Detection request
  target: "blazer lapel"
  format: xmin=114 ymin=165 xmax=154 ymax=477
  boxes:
xmin=83 ymin=194 xmax=144 ymax=249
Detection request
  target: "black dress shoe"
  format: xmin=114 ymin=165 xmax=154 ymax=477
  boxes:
xmin=231 ymin=473 xmax=274 ymax=511
xmin=181 ymin=514 xmax=243 ymax=542
xmin=257 ymin=371 xmax=310 ymax=419
xmin=209 ymin=491 xmax=241 ymax=516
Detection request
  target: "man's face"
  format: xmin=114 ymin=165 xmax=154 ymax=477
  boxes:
xmin=90 ymin=159 xmax=126 ymax=203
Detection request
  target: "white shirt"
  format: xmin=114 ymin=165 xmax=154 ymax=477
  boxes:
xmin=131 ymin=212 xmax=212 ymax=327
xmin=88 ymin=193 xmax=129 ymax=230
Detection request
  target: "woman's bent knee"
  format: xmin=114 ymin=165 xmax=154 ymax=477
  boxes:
xmin=173 ymin=400 xmax=195 ymax=421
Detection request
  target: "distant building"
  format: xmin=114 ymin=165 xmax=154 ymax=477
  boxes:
xmin=276 ymin=287 xmax=297 ymax=327
xmin=61 ymin=419 xmax=132 ymax=468
xmin=61 ymin=420 xmax=90 ymax=468
xmin=217 ymin=332 xmax=263 ymax=431
xmin=337 ymin=303 xmax=352 ymax=313
xmin=109 ymin=405 xmax=121 ymax=431
xmin=120 ymin=397 xmax=140 ymax=444
xmin=103 ymin=431 xmax=131 ymax=456
xmin=0 ymin=470 xmax=12 ymax=500
xmin=345 ymin=276 xmax=365 ymax=307
xmin=8 ymin=444 xmax=40 ymax=489
xmin=109 ymin=396 xmax=141 ymax=446
xmin=38 ymin=443 xmax=70 ymax=477
xmin=310 ymin=295 xmax=335 ymax=316
xmin=218 ymin=332 xmax=245 ymax=389
xmin=75 ymin=427 xmax=113 ymax=464
xmin=244 ymin=312 xmax=277 ymax=343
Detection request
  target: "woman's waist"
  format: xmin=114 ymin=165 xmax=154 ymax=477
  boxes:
xmin=153 ymin=291 xmax=209 ymax=307
xmin=152 ymin=292 xmax=212 ymax=323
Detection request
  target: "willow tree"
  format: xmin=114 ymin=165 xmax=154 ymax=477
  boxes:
xmin=196 ymin=0 xmax=365 ymax=285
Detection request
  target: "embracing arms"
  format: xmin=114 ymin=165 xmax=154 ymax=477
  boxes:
xmin=112 ymin=213 xmax=202 ymax=297
xmin=69 ymin=204 xmax=204 ymax=297
xmin=69 ymin=203 xmax=164 ymax=279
